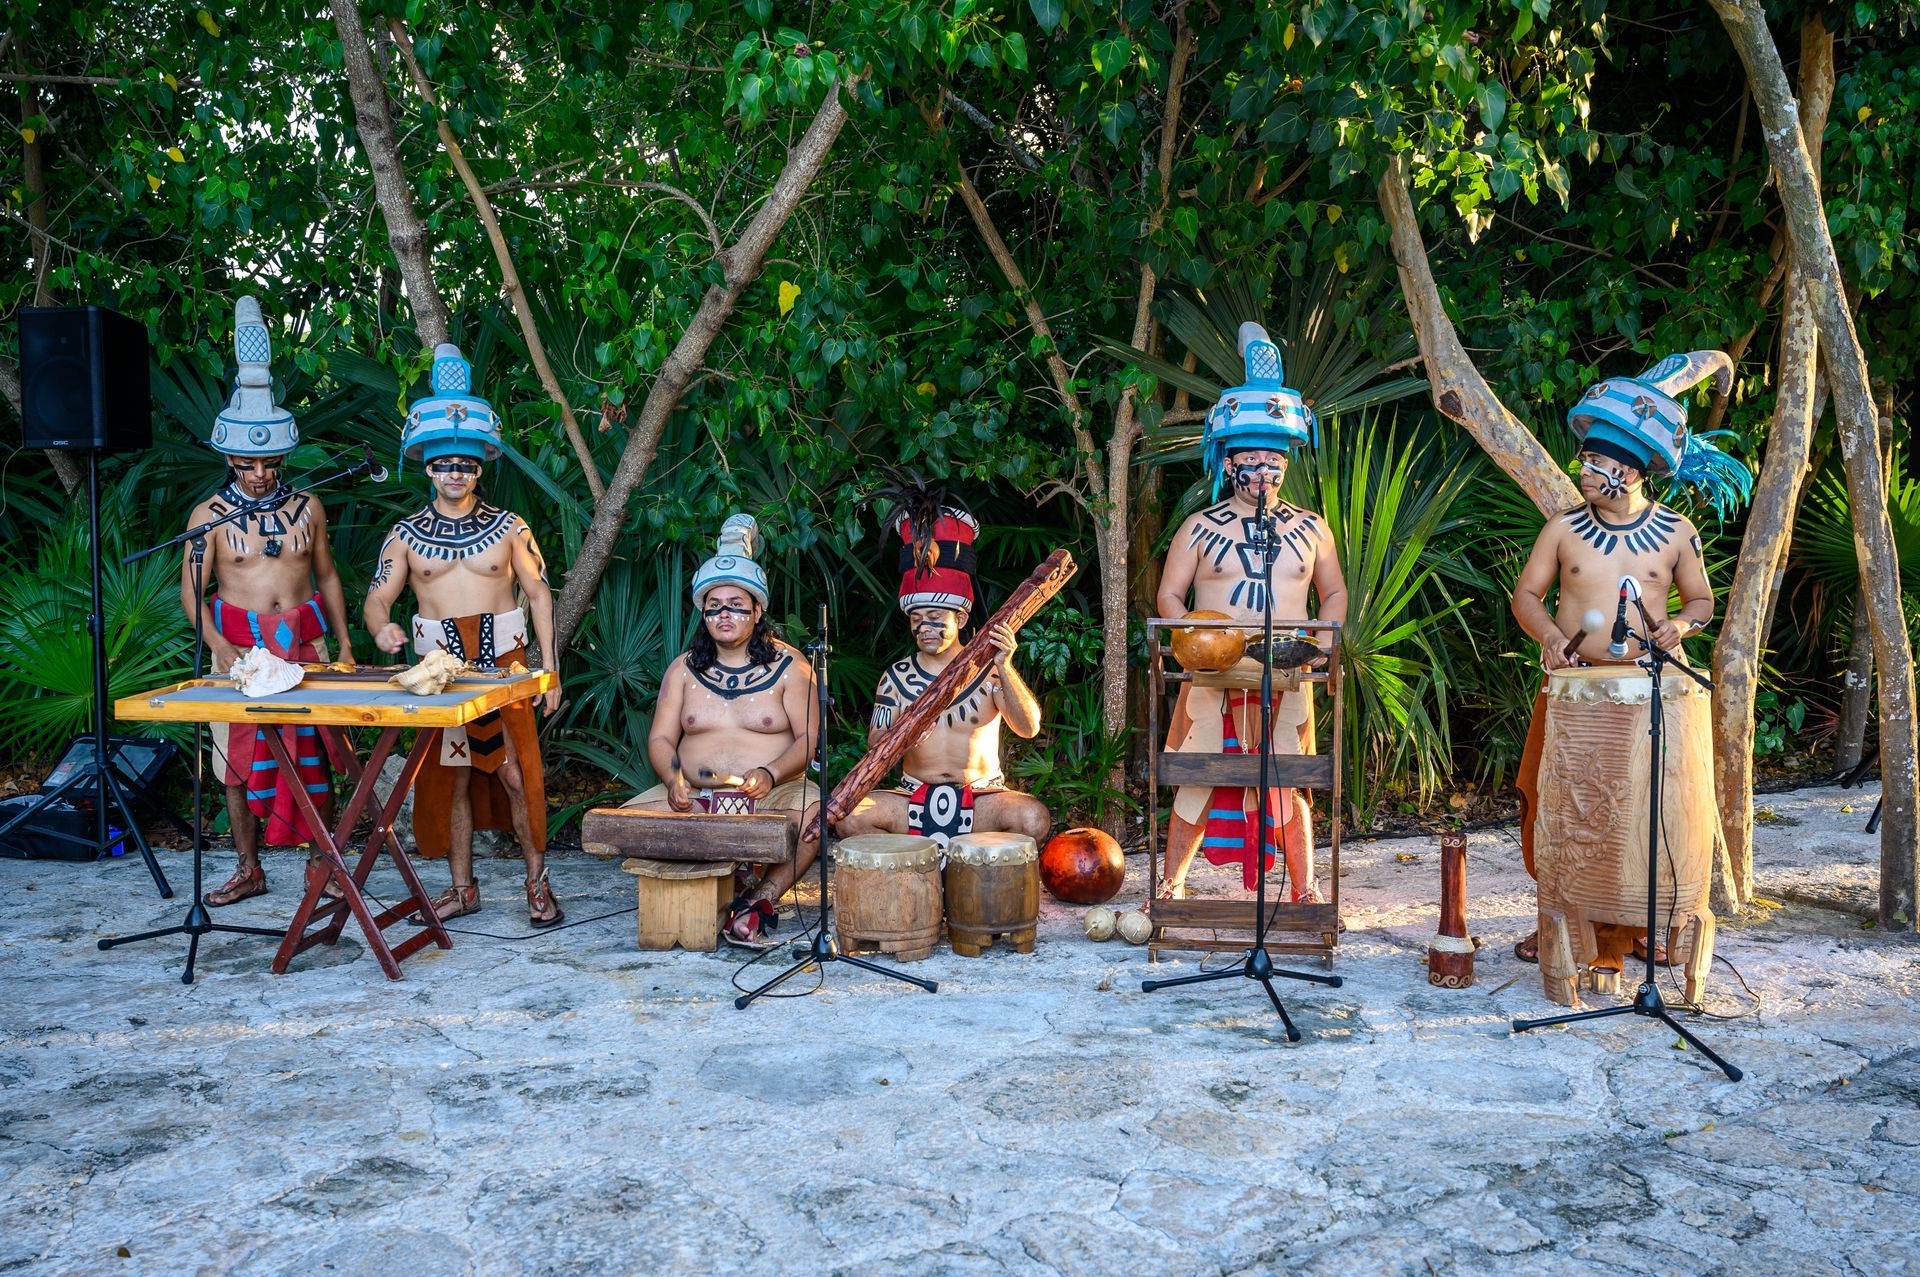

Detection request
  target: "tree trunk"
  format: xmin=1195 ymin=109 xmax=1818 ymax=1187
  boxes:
xmin=387 ymin=19 xmax=606 ymax=501
xmin=1709 ymin=13 xmax=1832 ymax=914
xmin=328 ymin=0 xmax=450 ymax=349
xmin=1378 ymin=155 xmax=1581 ymax=518
xmin=1835 ymin=586 xmax=1875 ymax=772
xmin=554 ymin=85 xmax=852 ymax=651
xmin=1711 ymin=0 xmax=1920 ymax=930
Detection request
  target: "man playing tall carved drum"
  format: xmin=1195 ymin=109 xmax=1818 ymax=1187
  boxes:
xmin=1154 ymin=324 xmax=1346 ymax=901
xmin=836 ymin=498 xmax=1050 ymax=847
xmin=1510 ymin=349 xmax=1751 ymax=963
xmin=623 ymin=515 xmax=822 ymax=948
xmin=187 ymin=298 xmax=358 ymax=907
xmin=365 ymin=344 xmax=563 ymax=927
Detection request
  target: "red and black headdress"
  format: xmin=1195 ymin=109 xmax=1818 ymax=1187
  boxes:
xmin=877 ymin=474 xmax=978 ymax=615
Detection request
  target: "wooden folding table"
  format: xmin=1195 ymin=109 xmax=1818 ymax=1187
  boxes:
xmin=116 ymin=668 xmax=555 ymax=980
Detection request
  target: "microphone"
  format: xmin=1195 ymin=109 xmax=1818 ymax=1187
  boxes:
xmin=359 ymin=444 xmax=391 ymax=484
xmin=1608 ymin=577 xmax=1634 ymax=658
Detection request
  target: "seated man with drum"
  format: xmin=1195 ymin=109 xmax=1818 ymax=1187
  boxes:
xmin=1153 ymin=325 xmax=1346 ymax=902
xmin=835 ymin=497 xmax=1050 ymax=848
xmin=622 ymin=515 xmax=822 ymax=947
xmin=1510 ymin=350 xmax=1750 ymax=966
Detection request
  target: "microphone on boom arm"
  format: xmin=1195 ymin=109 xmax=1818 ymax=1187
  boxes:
xmin=1608 ymin=577 xmax=1635 ymax=659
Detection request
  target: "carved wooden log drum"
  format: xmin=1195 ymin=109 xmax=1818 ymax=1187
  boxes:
xmin=1533 ymin=666 xmax=1719 ymax=1006
xmin=943 ymin=831 xmax=1040 ymax=957
xmin=832 ymin=834 xmax=943 ymax=962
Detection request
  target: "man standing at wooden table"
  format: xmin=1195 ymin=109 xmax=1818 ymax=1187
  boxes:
xmin=364 ymin=342 xmax=563 ymax=928
xmin=1152 ymin=323 xmax=1346 ymax=903
xmin=187 ymin=297 xmax=358 ymax=907
xmin=621 ymin=514 xmax=821 ymax=948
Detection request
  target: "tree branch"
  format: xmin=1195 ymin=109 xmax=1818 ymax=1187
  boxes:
xmin=554 ymin=82 xmax=855 ymax=649
xmin=388 ymin=18 xmax=605 ymax=500
xmin=1378 ymin=155 xmax=1580 ymax=516
xmin=328 ymin=0 xmax=450 ymax=348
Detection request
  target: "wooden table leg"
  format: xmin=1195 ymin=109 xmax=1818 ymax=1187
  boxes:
xmin=317 ymin=729 xmax=446 ymax=956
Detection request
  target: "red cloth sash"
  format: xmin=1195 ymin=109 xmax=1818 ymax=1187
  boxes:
xmin=211 ymin=594 xmax=331 ymax=846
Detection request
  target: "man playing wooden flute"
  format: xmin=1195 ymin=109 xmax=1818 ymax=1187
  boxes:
xmin=621 ymin=514 xmax=822 ymax=948
xmin=188 ymin=298 xmax=358 ymax=907
xmin=1153 ymin=324 xmax=1346 ymax=902
xmin=837 ymin=498 xmax=1050 ymax=847
xmin=365 ymin=343 xmax=563 ymax=928
xmin=1509 ymin=349 xmax=1748 ymax=964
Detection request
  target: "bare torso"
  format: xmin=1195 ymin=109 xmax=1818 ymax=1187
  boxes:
xmin=382 ymin=501 xmax=523 ymax=620
xmin=667 ymin=642 xmax=809 ymax=783
xmin=1174 ymin=499 xmax=1326 ymax=623
xmin=191 ymin=485 xmax=323 ymax=616
xmin=1545 ymin=503 xmax=1698 ymax=664
xmin=874 ymin=653 xmax=1007 ymax=784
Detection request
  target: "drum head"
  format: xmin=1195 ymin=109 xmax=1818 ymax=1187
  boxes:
xmin=947 ymin=831 xmax=1038 ymax=866
xmin=833 ymin=833 xmax=940 ymax=871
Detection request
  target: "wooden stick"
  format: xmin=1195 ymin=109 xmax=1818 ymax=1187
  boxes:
xmin=805 ymin=550 xmax=1077 ymax=842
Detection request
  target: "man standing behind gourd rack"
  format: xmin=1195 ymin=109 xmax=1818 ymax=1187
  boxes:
xmin=364 ymin=343 xmax=564 ymax=929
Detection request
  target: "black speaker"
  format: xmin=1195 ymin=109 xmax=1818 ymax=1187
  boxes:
xmin=17 ymin=305 xmax=152 ymax=451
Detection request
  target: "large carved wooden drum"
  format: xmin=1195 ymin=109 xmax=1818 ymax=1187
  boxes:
xmin=833 ymin=834 xmax=943 ymax=962
xmin=1533 ymin=666 xmax=1719 ymax=1006
xmin=944 ymin=831 xmax=1040 ymax=957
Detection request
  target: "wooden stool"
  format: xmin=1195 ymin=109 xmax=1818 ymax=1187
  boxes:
xmin=621 ymin=857 xmax=731 ymax=951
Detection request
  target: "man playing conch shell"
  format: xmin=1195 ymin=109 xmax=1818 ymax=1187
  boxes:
xmin=622 ymin=515 xmax=823 ymax=948
xmin=1153 ymin=323 xmax=1347 ymax=902
xmin=365 ymin=343 xmax=563 ymax=928
xmin=835 ymin=487 xmax=1050 ymax=848
xmin=1509 ymin=349 xmax=1750 ymax=965
xmin=186 ymin=298 xmax=358 ymax=907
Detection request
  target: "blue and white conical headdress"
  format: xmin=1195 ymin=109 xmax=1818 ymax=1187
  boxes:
xmin=1568 ymin=350 xmax=1753 ymax=518
xmin=692 ymin=513 xmax=770 ymax=608
xmin=401 ymin=343 xmax=504 ymax=464
xmin=1201 ymin=322 xmax=1317 ymax=499
xmin=209 ymin=297 xmax=298 ymax=457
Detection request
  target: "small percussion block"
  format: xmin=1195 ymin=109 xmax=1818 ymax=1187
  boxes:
xmin=944 ymin=831 xmax=1040 ymax=957
xmin=622 ymin=857 xmax=732 ymax=951
xmin=833 ymin=834 xmax=942 ymax=962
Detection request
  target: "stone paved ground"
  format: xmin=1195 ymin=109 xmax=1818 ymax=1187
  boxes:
xmin=3 ymin=783 xmax=1917 ymax=1276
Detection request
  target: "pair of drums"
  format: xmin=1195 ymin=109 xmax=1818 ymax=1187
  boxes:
xmin=832 ymin=831 xmax=1040 ymax=960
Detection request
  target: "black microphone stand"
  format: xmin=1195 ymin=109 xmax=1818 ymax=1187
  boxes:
xmin=98 ymin=453 xmax=383 ymax=984
xmin=1141 ymin=494 xmax=1343 ymax=1040
xmin=1511 ymin=604 xmax=1741 ymax=1080
xmin=736 ymin=602 xmax=938 ymax=1008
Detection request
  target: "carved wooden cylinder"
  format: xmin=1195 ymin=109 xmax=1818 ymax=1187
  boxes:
xmin=1428 ymin=830 xmax=1474 ymax=988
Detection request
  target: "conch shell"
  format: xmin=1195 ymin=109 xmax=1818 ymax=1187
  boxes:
xmin=388 ymin=650 xmax=466 ymax=695
xmin=229 ymin=646 xmax=305 ymax=698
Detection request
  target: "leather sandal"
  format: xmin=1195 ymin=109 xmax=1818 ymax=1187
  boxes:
xmin=432 ymin=881 xmax=481 ymax=920
xmin=724 ymin=896 xmax=779 ymax=950
xmin=526 ymin=870 xmax=564 ymax=929
xmin=207 ymin=862 xmax=267 ymax=907
xmin=1514 ymin=930 xmax=1540 ymax=964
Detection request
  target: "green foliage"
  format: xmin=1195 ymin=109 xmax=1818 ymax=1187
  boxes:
xmin=1006 ymin=682 xmax=1133 ymax=827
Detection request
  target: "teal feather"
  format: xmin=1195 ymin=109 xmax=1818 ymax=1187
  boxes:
xmin=1669 ymin=429 xmax=1753 ymax=520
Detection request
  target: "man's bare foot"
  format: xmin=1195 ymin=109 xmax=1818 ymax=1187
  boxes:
xmin=725 ymin=897 xmax=779 ymax=950
xmin=207 ymin=861 xmax=266 ymax=907
xmin=1155 ymin=879 xmax=1187 ymax=901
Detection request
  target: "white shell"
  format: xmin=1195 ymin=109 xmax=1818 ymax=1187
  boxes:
xmin=1082 ymin=906 xmax=1117 ymax=942
xmin=388 ymin=649 xmax=466 ymax=695
xmin=1116 ymin=910 xmax=1153 ymax=945
xmin=228 ymin=646 xmax=305 ymax=698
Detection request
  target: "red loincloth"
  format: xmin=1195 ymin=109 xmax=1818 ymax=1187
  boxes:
xmin=1199 ymin=689 xmax=1305 ymax=891
xmin=410 ymin=614 xmax=547 ymax=859
xmin=211 ymin=594 xmax=332 ymax=846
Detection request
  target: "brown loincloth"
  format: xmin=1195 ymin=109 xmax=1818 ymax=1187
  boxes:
xmin=411 ymin=612 xmax=547 ymax=859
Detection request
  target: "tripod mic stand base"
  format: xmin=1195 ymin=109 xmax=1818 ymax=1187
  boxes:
xmin=734 ymin=924 xmax=939 ymax=1009
xmin=1140 ymin=945 xmax=1344 ymax=1042
xmin=98 ymin=902 xmax=284 ymax=985
xmin=1511 ymin=982 xmax=1742 ymax=1081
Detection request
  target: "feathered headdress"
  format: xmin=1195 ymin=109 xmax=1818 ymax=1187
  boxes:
xmin=1569 ymin=350 xmax=1753 ymax=518
xmin=872 ymin=470 xmax=978 ymax=615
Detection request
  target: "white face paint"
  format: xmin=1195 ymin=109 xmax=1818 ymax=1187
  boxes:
xmin=1577 ymin=452 xmax=1637 ymax=502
